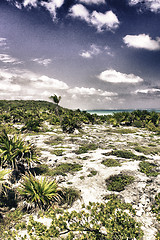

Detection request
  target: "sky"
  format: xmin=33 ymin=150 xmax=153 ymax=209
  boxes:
xmin=0 ymin=0 xmax=160 ymax=110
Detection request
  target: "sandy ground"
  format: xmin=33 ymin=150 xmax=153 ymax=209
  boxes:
xmin=20 ymin=124 xmax=160 ymax=239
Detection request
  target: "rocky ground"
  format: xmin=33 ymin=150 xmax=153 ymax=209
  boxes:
xmin=22 ymin=123 xmax=160 ymax=240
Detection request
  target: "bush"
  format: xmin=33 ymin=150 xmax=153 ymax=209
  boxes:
xmin=102 ymin=158 xmax=121 ymax=167
xmin=8 ymin=200 xmax=143 ymax=239
xmin=139 ymin=161 xmax=159 ymax=177
xmin=61 ymin=115 xmax=82 ymax=133
xmin=106 ymin=174 xmax=134 ymax=192
xmin=75 ymin=143 xmax=98 ymax=154
xmin=60 ymin=187 xmax=81 ymax=206
xmin=0 ymin=130 xmax=36 ymax=170
xmin=18 ymin=174 xmax=62 ymax=210
xmin=110 ymin=150 xmax=139 ymax=160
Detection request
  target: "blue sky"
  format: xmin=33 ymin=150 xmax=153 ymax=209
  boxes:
xmin=0 ymin=0 xmax=160 ymax=109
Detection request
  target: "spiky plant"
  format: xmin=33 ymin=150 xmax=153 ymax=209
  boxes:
xmin=18 ymin=174 xmax=62 ymax=210
xmin=0 ymin=130 xmax=36 ymax=170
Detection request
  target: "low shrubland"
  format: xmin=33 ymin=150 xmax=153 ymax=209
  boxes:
xmin=105 ymin=174 xmax=135 ymax=192
xmin=139 ymin=161 xmax=159 ymax=177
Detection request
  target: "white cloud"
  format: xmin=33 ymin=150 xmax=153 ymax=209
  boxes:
xmin=79 ymin=0 xmax=105 ymax=5
xmin=135 ymin=88 xmax=160 ymax=94
xmin=69 ymin=4 xmax=90 ymax=21
xmin=41 ymin=0 xmax=64 ymax=20
xmin=32 ymin=58 xmax=52 ymax=66
xmin=0 ymin=54 xmax=22 ymax=64
xmin=68 ymin=86 xmax=117 ymax=97
xmin=69 ymin=4 xmax=119 ymax=32
xmin=32 ymin=75 xmax=69 ymax=90
xmin=98 ymin=69 xmax=143 ymax=83
xmin=8 ymin=0 xmax=64 ymax=20
xmin=90 ymin=10 xmax=119 ymax=32
xmin=0 ymin=70 xmax=21 ymax=92
xmin=123 ymin=34 xmax=160 ymax=50
xmin=23 ymin=0 xmax=37 ymax=7
xmin=129 ymin=0 xmax=160 ymax=12
xmin=80 ymin=44 xmax=101 ymax=58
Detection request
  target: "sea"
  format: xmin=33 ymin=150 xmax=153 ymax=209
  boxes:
xmin=86 ymin=109 xmax=160 ymax=116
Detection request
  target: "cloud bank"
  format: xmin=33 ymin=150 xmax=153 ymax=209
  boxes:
xmin=123 ymin=34 xmax=160 ymax=50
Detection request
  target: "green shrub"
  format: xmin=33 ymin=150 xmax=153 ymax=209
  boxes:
xmin=110 ymin=150 xmax=139 ymax=160
xmin=106 ymin=174 xmax=134 ymax=192
xmin=10 ymin=200 xmax=143 ymax=239
xmin=75 ymin=143 xmax=98 ymax=154
xmin=139 ymin=161 xmax=159 ymax=177
xmin=87 ymin=170 xmax=97 ymax=177
xmin=0 ymin=130 xmax=36 ymax=170
xmin=61 ymin=115 xmax=82 ymax=133
xmin=135 ymin=145 xmax=158 ymax=155
xmin=60 ymin=187 xmax=81 ymax=206
xmin=102 ymin=158 xmax=121 ymax=167
xmin=18 ymin=174 xmax=61 ymax=210
xmin=50 ymin=149 xmax=63 ymax=156
xmin=152 ymin=193 xmax=160 ymax=221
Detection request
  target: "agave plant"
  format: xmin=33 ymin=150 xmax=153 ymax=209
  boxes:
xmin=0 ymin=130 xmax=36 ymax=170
xmin=18 ymin=174 xmax=62 ymax=210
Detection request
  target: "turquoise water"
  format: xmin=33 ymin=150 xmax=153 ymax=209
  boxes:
xmin=87 ymin=109 xmax=160 ymax=116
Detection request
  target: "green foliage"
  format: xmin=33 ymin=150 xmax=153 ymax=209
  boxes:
xmin=51 ymin=163 xmax=83 ymax=176
xmin=75 ymin=143 xmax=98 ymax=154
xmin=21 ymin=117 xmax=43 ymax=132
xmin=33 ymin=163 xmax=83 ymax=177
xmin=10 ymin=200 xmax=143 ymax=239
xmin=139 ymin=161 xmax=159 ymax=177
xmin=49 ymin=95 xmax=61 ymax=105
xmin=61 ymin=115 xmax=82 ymax=133
xmin=18 ymin=174 xmax=61 ymax=210
xmin=0 ymin=208 xmax=24 ymax=239
xmin=44 ymin=136 xmax=63 ymax=146
xmin=108 ymin=150 xmax=141 ymax=160
xmin=87 ymin=170 xmax=97 ymax=177
xmin=152 ymin=193 xmax=160 ymax=221
xmin=134 ymin=145 xmax=159 ymax=155
xmin=0 ymin=169 xmax=11 ymax=182
xmin=106 ymin=174 xmax=134 ymax=192
xmin=60 ymin=187 xmax=81 ymax=206
xmin=0 ymin=130 xmax=36 ymax=170
xmin=102 ymin=158 xmax=121 ymax=167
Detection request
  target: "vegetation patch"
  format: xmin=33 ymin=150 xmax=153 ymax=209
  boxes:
xmin=139 ymin=161 xmax=159 ymax=177
xmin=105 ymin=128 xmax=136 ymax=134
xmin=87 ymin=170 xmax=97 ymax=177
xmin=75 ymin=143 xmax=98 ymax=154
xmin=60 ymin=187 xmax=81 ymax=206
xmin=152 ymin=193 xmax=160 ymax=221
xmin=50 ymin=149 xmax=64 ymax=156
xmin=44 ymin=136 xmax=63 ymax=146
xmin=104 ymin=149 xmax=146 ymax=160
xmin=134 ymin=145 xmax=159 ymax=155
xmin=106 ymin=174 xmax=135 ymax=192
xmin=33 ymin=163 xmax=83 ymax=176
xmin=102 ymin=158 xmax=121 ymax=167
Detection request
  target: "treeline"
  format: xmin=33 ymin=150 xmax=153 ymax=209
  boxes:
xmin=0 ymin=100 xmax=160 ymax=133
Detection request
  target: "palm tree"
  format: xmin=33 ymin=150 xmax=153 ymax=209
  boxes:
xmin=49 ymin=95 xmax=61 ymax=116
xmin=18 ymin=174 xmax=62 ymax=210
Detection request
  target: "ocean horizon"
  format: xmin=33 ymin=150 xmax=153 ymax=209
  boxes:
xmin=86 ymin=109 xmax=160 ymax=116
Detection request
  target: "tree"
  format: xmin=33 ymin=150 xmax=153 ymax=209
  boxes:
xmin=49 ymin=95 xmax=61 ymax=106
xmin=49 ymin=95 xmax=61 ymax=116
